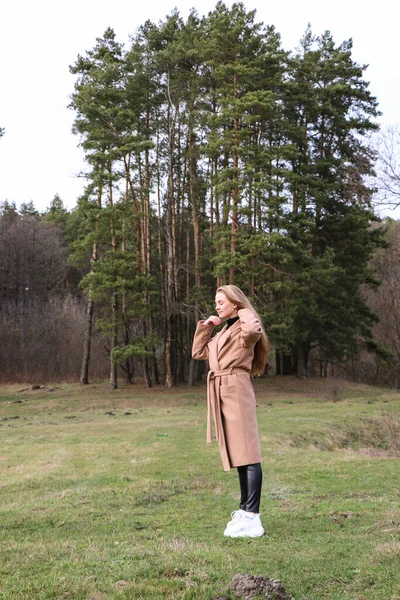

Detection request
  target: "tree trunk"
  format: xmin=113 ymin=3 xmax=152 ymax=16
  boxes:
xmin=108 ymin=172 xmax=118 ymax=390
xmin=229 ymin=70 xmax=239 ymax=285
xmin=124 ymin=155 xmax=142 ymax=274
xmin=109 ymin=291 xmax=118 ymax=389
xmin=296 ymin=339 xmax=310 ymax=379
xmin=188 ymin=98 xmax=201 ymax=386
xmin=151 ymin=335 xmax=160 ymax=385
xmin=144 ymin=131 xmax=152 ymax=273
xmin=165 ymin=96 xmax=175 ymax=388
xmin=188 ymin=358 xmax=196 ymax=387
xmin=121 ymin=219 xmax=133 ymax=385
xmin=80 ymin=181 xmax=100 ymax=385
xmin=142 ymin=317 xmax=152 ymax=388
xmin=80 ymin=294 xmax=94 ymax=385
xmin=123 ymin=311 xmax=133 ymax=384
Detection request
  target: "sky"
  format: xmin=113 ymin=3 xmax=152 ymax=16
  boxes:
xmin=1 ymin=0 xmax=399 ymax=216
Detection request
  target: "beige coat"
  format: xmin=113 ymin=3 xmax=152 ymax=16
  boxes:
xmin=192 ymin=308 xmax=263 ymax=471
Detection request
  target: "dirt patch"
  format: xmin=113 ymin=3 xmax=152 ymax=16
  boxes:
xmin=213 ymin=574 xmax=297 ymax=600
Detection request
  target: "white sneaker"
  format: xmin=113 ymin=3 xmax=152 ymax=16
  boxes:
xmin=225 ymin=509 xmax=245 ymax=531
xmin=224 ymin=512 xmax=265 ymax=538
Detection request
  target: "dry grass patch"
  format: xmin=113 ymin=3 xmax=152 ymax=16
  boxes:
xmin=374 ymin=538 xmax=400 ymax=560
xmin=286 ymin=414 xmax=400 ymax=455
xmin=374 ymin=511 xmax=400 ymax=534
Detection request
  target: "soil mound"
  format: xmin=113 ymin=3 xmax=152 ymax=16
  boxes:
xmin=230 ymin=573 xmax=295 ymax=599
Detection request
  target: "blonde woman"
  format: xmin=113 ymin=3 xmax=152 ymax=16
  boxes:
xmin=192 ymin=285 xmax=269 ymax=538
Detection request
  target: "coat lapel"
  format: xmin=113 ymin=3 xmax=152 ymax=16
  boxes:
xmin=209 ymin=325 xmax=226 ymax=370
xmin=217 ymin=319 xmax=241 ymax=354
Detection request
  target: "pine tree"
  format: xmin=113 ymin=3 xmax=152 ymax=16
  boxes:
xmin=202 ymin=2 xmax=286 ymax=286
xmin=271 ymin=28 xmax=385 ymax=375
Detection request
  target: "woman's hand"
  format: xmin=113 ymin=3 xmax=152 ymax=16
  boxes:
xmin=203 ymin=315 xmax=222 ymax=327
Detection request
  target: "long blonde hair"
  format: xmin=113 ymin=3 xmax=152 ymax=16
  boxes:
xmin=217 ymin=285 xmax=269 ymax=376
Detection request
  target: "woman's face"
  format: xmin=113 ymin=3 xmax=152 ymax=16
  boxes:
xmin=215 ymin=292 xmax=238 ymax=320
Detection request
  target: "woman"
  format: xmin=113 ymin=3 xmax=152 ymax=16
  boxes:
xmin=192 ymin=285 xmax=269 ymax=538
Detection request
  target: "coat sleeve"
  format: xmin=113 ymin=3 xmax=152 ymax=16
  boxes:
xmin=238 ymin=308 xmax=263 ymax=347
xmin=192 ymin=321 xmax=215 ymax=360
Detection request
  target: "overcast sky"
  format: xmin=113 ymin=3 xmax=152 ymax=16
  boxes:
xmin=1 ymin=0 xmax=399 ymax=216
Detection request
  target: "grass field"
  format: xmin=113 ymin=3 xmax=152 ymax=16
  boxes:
xmin=0 ymin=377 xmax=399 ymax=600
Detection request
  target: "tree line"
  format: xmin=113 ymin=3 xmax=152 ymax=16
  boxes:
xmin=1 ymin=2 xmax=399 ymax=387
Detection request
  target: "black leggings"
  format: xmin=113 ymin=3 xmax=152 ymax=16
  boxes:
xmin=237 ymin=463 xmax=263 ymax=513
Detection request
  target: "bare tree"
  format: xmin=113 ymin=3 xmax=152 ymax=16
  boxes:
xmin=0 ymin=212 xmax=69 ymax=309
xmin=365 ymin=220 xmax=400 ymax=387
xmin=374 ymin=124 xmax=400 ymax=209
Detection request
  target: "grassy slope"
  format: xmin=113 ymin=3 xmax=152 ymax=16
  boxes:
xmin=0 ymin=378 xmax=399 ymax=600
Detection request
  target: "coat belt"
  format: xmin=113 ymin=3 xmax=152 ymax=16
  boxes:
xmin=206 ymin=367 xmax=250 ymax=472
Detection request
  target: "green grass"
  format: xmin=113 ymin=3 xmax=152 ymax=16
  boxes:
xmin=0 ymin=378 xmax=399 ymax=599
